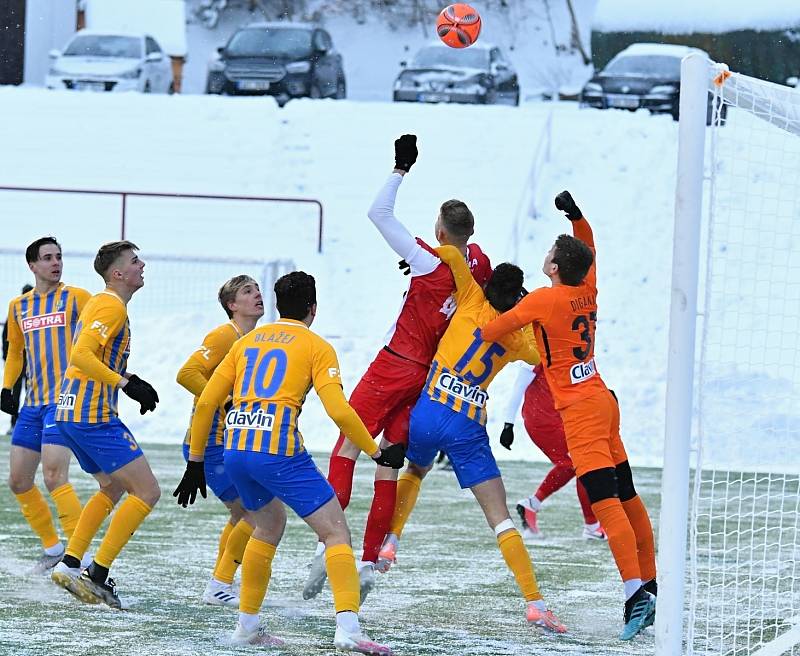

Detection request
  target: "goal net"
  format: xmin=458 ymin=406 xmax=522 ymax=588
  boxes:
xmin=660 ymin=58 xmax=800 ymax=656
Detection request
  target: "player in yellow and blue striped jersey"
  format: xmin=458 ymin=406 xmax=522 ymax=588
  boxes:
xmin=1 ymin=237 xmax=90 ymax=573
xmin=174 ymin=271 xmax=402 ymax=654
xmin=377 ymin=245 xmax=568 ymax=634
xmin=51 ymin=241 xmax=161 ymax=610
xmin=175 ymin=274 xmax=264 ymax=608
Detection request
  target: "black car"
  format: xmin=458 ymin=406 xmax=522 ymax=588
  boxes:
xmin=393 ymin=42 xmax=519 ymax=106
xmin=206 ymin=22 xmax=346 ymax=106
xmin=580 ymin=43 xmax=726 ymax=125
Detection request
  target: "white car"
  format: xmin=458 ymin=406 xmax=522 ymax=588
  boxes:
xmin=46 ymin=30 xmax=174 ymax=93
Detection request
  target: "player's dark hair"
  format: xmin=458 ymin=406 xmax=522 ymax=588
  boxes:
xmin=25 ymin=236 xmax=61 ymax=263
xmin=485 ymin=263 xmax=525 ymax=313
xmin=219 ymin=275 xmax=258 ymax=319
xmin=274 ymin=271 xmax=316 ymax=321
xmin=439 ymin=200 xmax=474 ymax=244
xmin=94 ymin=240 xmax=139 ymax=280
xmin=551 ymin=234 xmax=594 ymax=286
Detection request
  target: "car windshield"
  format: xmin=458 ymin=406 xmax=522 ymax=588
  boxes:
xmin=226 ymin=28 xmax=313 ymax=58
xmin=63 ymin=35 xmax=142 ymax=58
xmin=604 ymin=55 xmax=681 ymax=79
xmin=412 ymin=46 xmax=489 ymax=69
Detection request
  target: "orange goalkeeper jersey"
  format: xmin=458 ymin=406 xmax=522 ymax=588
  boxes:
xmin=481 ymin=216 xmax=607 ymax=410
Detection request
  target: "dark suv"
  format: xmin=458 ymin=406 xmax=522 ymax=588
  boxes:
xmin=206 ymin=22 xmax=346 ymax=105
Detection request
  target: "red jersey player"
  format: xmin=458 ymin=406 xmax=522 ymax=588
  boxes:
xmin=500 ymin=363 xmax=605 ymax=540
xmin=302 ymin=135 xmax=491 ymax=602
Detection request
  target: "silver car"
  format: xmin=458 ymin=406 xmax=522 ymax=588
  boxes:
xmin=46 ymin=30 xmax=174 ymax=93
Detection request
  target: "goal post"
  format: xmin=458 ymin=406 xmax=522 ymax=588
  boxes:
xmin=658 ymin=56 xmax=800 ymax=656
xmin=656 ymin=52 xmax=709 ymax=656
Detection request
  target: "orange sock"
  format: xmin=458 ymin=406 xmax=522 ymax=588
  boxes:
xmin=389 ymin=472 xmax=422 ymax=538
xmin=214 ymin=519 xmax=254 ymax=585
xmin=591 ymin=498 xmax=641 ymax=582
xmin=50 ymin=483 xmax=83 ymax=539
xmin=622 ymin=496 xmax=656 ymax=582
xmin=66 ymin=491 xmax=115 ymax=561
xmin=212 ymin=521 xmax=235 ymax=574
xmin=94 ymin=495 xmax=151 ymax=569
xmin=239 ymin=537 xmax=277 ymax=615
xmin=15 ymin=486 xmax=60 ymax=549
xmin=497 ymin=529 xmax=542 ymax=602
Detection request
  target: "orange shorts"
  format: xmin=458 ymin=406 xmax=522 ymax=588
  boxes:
xmin=558 ymin=389 xmax=628 ymax=478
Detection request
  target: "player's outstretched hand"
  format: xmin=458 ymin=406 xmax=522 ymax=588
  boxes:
xmin=398 ymin=259 xmax=411 ymax=276
xmin=394 ymin=134 xmax=418 ymax=172
xmin=555 ymin=190 xmax=583 ymax=221
xmin=123 ymin=374 xmax=159 ymax=415
xmin=0 ymin=388 xmax=18 ymax=417
xmin=173 ymin=460 xmax=207 ymax=507
xmin=373 ymin=443 xmax=406 ymax=469
xmin=499 ymin=422 xmax=515 ymax=450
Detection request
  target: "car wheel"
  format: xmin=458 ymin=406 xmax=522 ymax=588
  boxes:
xmin=512 ymin=88 xmax=520 ymax=106
xmin=143 ymin=82 xmax=151 ymax=94
xmin=310 ymin=84 xmax=322 ymax=99
xmin=334 ymin=78 xmax=346 ymax=99
xmin=484 ymin=89 xmax=498 ymax=105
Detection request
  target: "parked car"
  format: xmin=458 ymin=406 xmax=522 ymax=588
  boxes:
xmin=393 ymin=42 xmax=519 ymax=106
xmin=206 ymin=22 xmax=346 ymax=106
xmin=580 ymin=43 xmax=726 ymax=125
xmin=46 ymin=30 xmax=174 ymax=93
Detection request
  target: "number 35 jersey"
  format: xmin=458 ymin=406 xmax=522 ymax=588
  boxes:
xmin=481 ymin=217 xmax=608 ymax=411
xmin=211 ymin=318 xmax=343 ymax=457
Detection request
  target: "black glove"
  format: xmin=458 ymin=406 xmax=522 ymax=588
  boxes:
xmin=499 ymin=422 xmax=515 ymax=450
xmin=173 ymin=460 xmax=207 ymax=507
xmin=373 ymin=443 xmax=406 ymax=469
xmin=394 ymin=134 xmax=418 ymax=172
xmin=122 ymin=374 xmax=159 ymax=415
xmin=554 ymin=190 xmax=582 ymax=221
xmin=1 ymin=388 xmax=18 ymax=417
xmin=398 ymin=259 xmax=411 ymax=276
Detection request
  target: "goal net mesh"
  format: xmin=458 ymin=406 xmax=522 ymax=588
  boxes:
xmin=688 ymin=67 xmax=800 ymax=655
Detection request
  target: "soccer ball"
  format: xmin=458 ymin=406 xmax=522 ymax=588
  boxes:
xmin=436 ymin=4 xmax=482 ymax=49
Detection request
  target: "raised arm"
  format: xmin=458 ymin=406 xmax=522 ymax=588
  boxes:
xmin=555 ymin=190 xmax=596 ymax=287
xmin=367 ymin=135 xmax=440 ymax=276
xmin=481 ymin=288 xmax=553 ymax=343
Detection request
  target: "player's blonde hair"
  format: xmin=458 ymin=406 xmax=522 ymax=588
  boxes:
xmin=94 ymin=240 xmax=139 ymax=281
xmin=218 ymin=274 xmax=258 ymax=318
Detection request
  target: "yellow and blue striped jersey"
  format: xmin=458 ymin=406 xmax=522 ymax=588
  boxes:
xmin=3 ymin=283 xmax=91 ymax=407
xmin=56 ymin=291 xmax=130 ymax=424
xmin=178 ymin=321 xmax=244 ymax=450
xmin=191 ymin=318 xmax=343 ymax=457
xmin=423 ymin=246 xmax=540 ymax=425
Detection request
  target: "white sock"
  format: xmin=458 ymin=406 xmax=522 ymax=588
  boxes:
xmin=624 ymin=578 xmax=643 ymax=600
xmin=314 ymin=541 xmax=325 ymax=557
xmin=357 ymin=559 xmax=373 ymax=572
xmin=336 ymin=610 xmax=360 ymax=634
xmin=44 ymin=542 xmax=64 ymax=557
xmin=584 ymin=521 xmax=601 ymax=531
xmin=211 ymin=577 xmax=230 ymax=588
xmin=527 ymin=599 xmax=547 ymax=612
xmin=238 ymin=612 xmax=259 ymax=632
xmin=529 ymin=496 xmax=543 ymax=512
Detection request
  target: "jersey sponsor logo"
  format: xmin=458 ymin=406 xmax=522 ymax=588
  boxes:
xmin=57 ymin=393 xmax=76 ymax=409
xmin=569 ymin=358 xmax=597 ymax=384
xmin=21 ymin=311 xmax=66 ymax=333
xmin=435 ymin=372 xmax=488 ymax=407
xmin=225 ymin=407 xmax=275 ymax=432
xmin=90 ymin=320 xmax=110 ymax=339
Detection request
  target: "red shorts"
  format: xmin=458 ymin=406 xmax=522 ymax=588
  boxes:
xmin=521 ymin=370 xmax=572 ymax=466
xmin=345 ymin=347 xmax=429 ymax=447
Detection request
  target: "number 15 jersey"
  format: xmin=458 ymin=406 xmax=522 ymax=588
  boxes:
xmin=481 ymin=217 xmax=607 ymax=410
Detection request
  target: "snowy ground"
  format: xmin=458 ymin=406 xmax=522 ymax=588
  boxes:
xmin=0 ymin=86 xmax=678 ymax=468
xmin=0 ymin=440 xmax=662 ymax=656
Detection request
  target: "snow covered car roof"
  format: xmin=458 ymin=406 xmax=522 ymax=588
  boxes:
xmin=243 ymin=22 xmax=318 ymax=31
xmin=617 ymin=43 xmax=708 ymax=59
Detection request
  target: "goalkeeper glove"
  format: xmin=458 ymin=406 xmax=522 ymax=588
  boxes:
xmin=394 ymin=134 xmax=418 ymax=172
xmin=373 ymin=443 xmax=406 ymax=469
xmin=499 ymin=422 xmax=515 ymax=450
xmin=173 ymin=460 xmax=207 ymax=507
xmin=0 ymin=388 xmax=18 ymax=417
xmin=554 ymin=190 xmax=583 ymax=221
xmin=122 ymin=374 xmax=159 ymax=415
